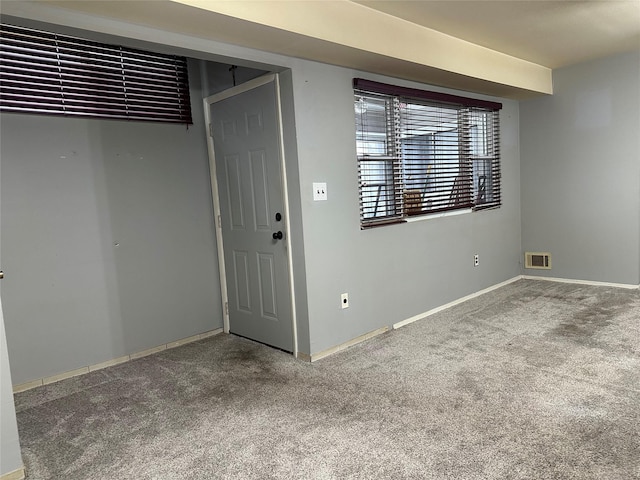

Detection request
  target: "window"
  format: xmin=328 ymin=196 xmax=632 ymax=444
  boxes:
xmin=0 ymin=23 xmax=192 ymax=124
xmin=354 ymin=79 xmax=501 ymax=228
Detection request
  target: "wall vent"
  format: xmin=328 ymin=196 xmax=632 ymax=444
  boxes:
xmin=525 ymin=252 xmax=552 ymax=269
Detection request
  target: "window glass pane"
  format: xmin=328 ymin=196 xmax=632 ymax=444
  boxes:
xmin=355 ymin=92 xmax=402 ymax=224
xmin=400 ymin=101 xmax=468 ymax=214
xmin=473 ymin=158 xmax=492 ymax=204
xmin=470 ymin=111 xmax=488 ymax=156
xmin=355 ymin=94 xmax=391 ymax=156
xmin=360 ymin=158 xmax=396 ymax=219
xmin=470 ymin=109 xmax=499 ymax=207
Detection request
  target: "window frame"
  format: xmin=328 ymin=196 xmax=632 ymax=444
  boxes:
xmin=354 ymin=78 xmax=502 ymax=229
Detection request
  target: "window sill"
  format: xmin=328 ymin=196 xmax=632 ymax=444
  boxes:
xmin=405 ymin=208 xmax=473 ymax=223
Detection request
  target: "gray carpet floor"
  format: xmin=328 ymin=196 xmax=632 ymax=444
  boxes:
xmin=14 ymin=279 xmax=640 ymax=479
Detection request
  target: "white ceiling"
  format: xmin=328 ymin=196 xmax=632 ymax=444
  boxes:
xmin=2 ymin=1 xmax=639 ymax=99
xmin=355 ymin=0 xmax=640 ymax=69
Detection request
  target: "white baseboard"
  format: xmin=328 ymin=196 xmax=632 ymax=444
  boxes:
xmin=309 ymin=326 xmax=390 ymax=362
xmin=393 ymin=276 xmax=522 ymax=330
xmin=0 ymin=467 xmax=25 ymax=480
xmin=89 ymin=355 xmax=130 ymax=373
xmin=43 ymin=366 xmax=89 ymax=386
xmin=13 ymin=328 xmax=224 ymax=393
xmin=393 ymin=274 xmax=639 ymax=333
xmin=522 ymin=275 xmax=639 ymax=290
xmin=295 ymin=352 xmax=312 ymax=362
xmin=129 ymin=344 xmax=167 ymax=361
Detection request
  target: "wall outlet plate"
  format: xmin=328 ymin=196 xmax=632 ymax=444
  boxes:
xmin=340 ymin=293 xmax=349 ymax=309
xmin=474 ymin=254 xmax=479 ymax=267
xmin=313 ymin=182 xmax=327 ymax=201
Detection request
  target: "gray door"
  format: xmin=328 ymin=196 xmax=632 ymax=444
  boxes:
xmin=211 ymin=80 xmax=293 ymax=352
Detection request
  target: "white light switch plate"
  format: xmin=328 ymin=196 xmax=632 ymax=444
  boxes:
xmin=313 ymin=182 xmax=327 ymax=201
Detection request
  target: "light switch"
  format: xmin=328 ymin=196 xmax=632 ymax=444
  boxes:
xmin=313 ymin=182 xmax=327 ymax=201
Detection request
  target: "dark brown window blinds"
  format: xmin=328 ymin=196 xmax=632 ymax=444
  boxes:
xmin=0 ymin=23 xmax=192 ymax=124
xmin=353 ymin=78 xmax=502 ymax=111
xmin=354 ymin=79 xmax=501 ymax=228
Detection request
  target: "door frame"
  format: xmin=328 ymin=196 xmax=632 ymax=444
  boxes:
xmin=203 ymin=73 xmax=299 ymax=357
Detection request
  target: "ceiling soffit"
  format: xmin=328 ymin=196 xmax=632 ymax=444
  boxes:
xmin=2 ymin=0 xmax=555 ymax=98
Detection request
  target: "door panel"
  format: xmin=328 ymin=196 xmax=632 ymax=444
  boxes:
xmin=250 ymin=150 xmax=271 ymax=230
xmin=211 ymin=80 xmax=293 ymax=351
xmin=233 ymin=250 xmax=251 ymax=313
xmin=257 ymin=253 xmax=277 ymax=319
xmin=225 ymin=155 xmax=246 ymax=229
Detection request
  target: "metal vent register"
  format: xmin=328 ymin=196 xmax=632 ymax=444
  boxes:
xmin=525 ymin=252 xmax=552 ymax=269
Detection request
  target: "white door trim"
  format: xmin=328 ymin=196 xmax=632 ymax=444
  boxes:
xmin=274 ymin=74 xmax=298 ymax=357
xmin=203 ymin=73 xmax=298 ymax=356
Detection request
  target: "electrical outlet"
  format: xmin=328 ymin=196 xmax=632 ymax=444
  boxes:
xmin=340 ymin=293 xmax=349 ymax=309
xmin=474 ymin=254 xmax=479 ymax=267
xmin=313 ymin=182 xmax=327 ymax=201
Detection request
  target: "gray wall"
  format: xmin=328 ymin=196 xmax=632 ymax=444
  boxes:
xmin=520 ymin=52 xmax=640 ymax=285
xmin=1 ymin=61 xmax=223 ymax=385
xmin=287 ymin=62 xmax=522 ymax=354
xmin=1 ymin=14 xmax=524 ymax=375
xmin=1 ymin=13 xmax=524 ymax=361
xmin=200 ymin=61 xmax=267 ymax=97
xmin=0 ymin=299 xmax=22 ymax=476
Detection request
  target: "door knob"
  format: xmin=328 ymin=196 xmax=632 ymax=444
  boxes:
xmin=272 ymin=231 xmax=283 ymax=240
xmin=0 ymin=271 xmax=3 ymax=279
